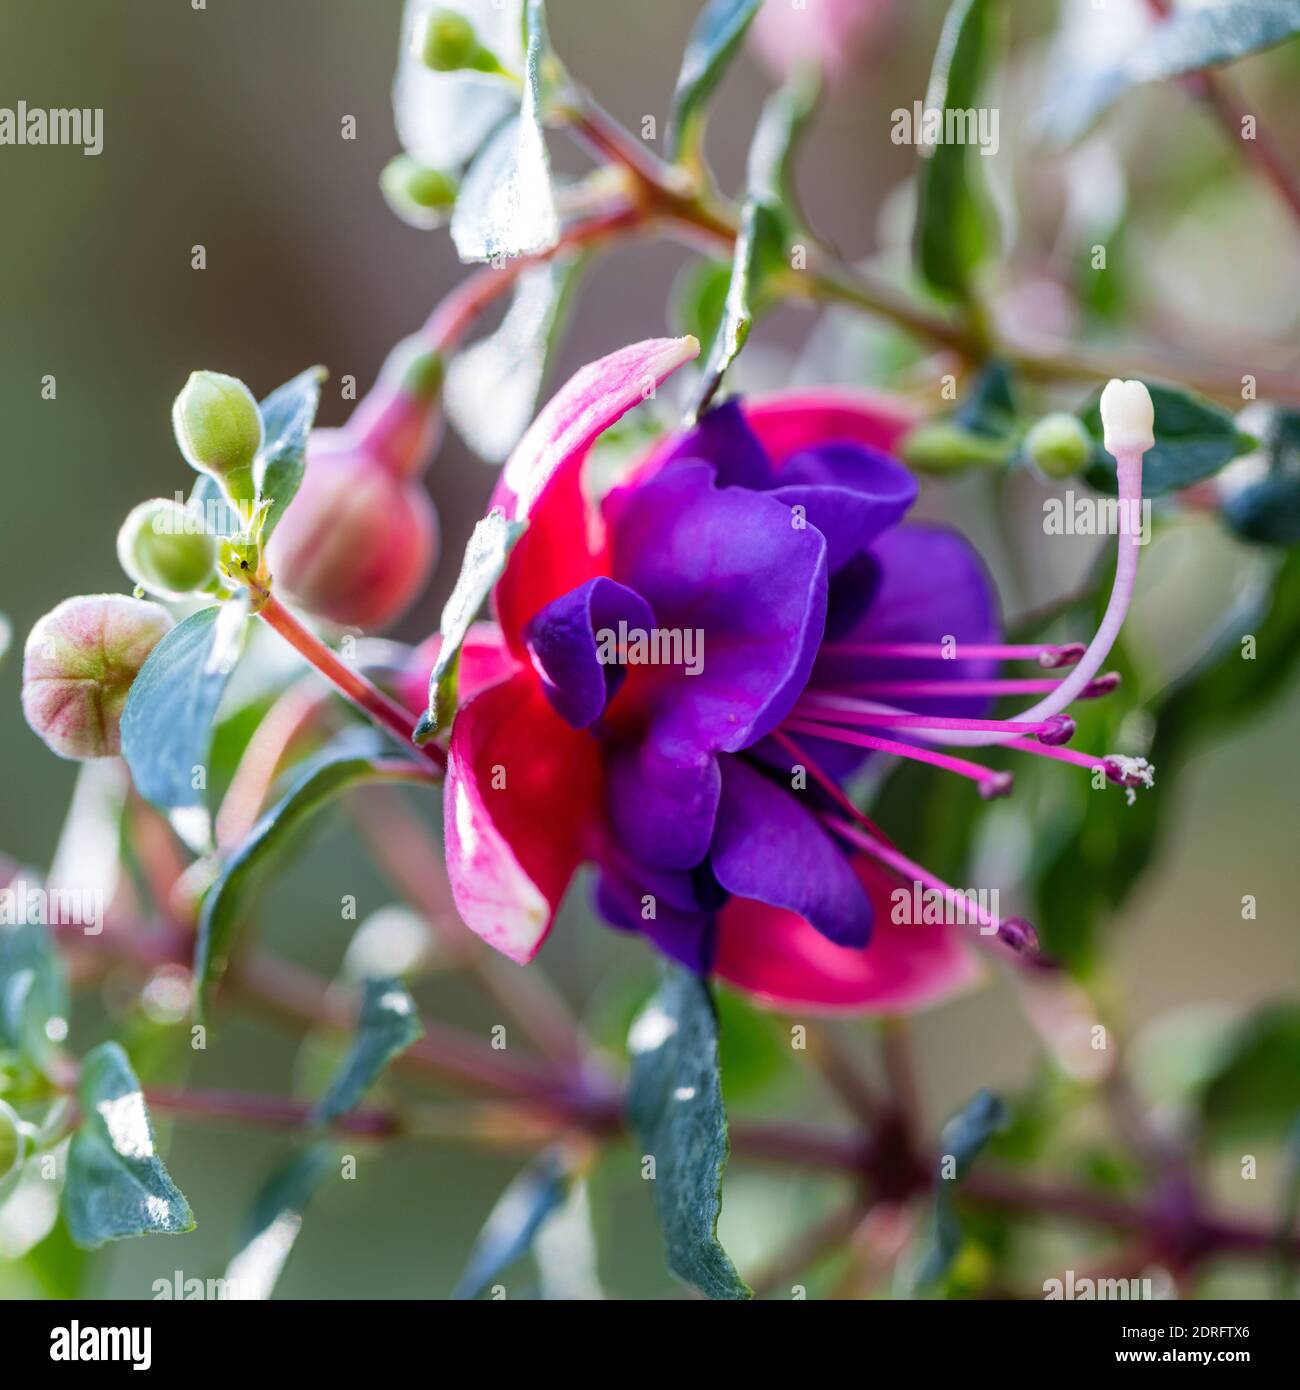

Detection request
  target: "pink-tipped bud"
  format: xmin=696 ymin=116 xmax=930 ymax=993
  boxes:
xmin=346 ymin=335 xmax=445 ymax=481
xmin=22 ymin=595 xmax=174 ymax=760
xmin=266 ymin=338 xmax=444 ymax=630
xmin=267 ymin=439 xmax=438 ymax=631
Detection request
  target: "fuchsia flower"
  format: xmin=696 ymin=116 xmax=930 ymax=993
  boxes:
xmin=421 ymin=339 xmax=1153 ymax=1011
xmin=269 ymin=338 xmax=443 ymax=631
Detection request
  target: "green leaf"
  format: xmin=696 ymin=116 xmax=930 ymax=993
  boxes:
xmin=1223 ymin=407 xmax=1300 ymax=546
xmin=908 ymin=1089 xmax=1008 ymax=1291
xmin=196 ymin=747 xmax=435 ymax=1012
xmin=452 ymin=1147 xmax=570 ymax=1299
xmin=449 ymin=0 xmax=558 ymax=261
xmin=314 ymin=978 xmax=422 ymax=1126
xmin=120 ymin=604 xmax=246 ymax=810
xmin=1078 ymin=381 xmax=1255 ymax=496
xmin=443 ymin=255 xmax=584 ymax=463
xmin=626 ymin=963 xmax=750 ymax=1301
xmin=669 ymin=0 xmax=764 ymax=160
xmin=256 ymin=366 xmax=327 ymax=541
xmin=414 ymin=508 xmax=527 ymax=741
xmin=688 ymin=197 xmax=783 ymax=420
xmin=1045 ymin=0 xmax=1300 ymax=145
xmin=223 ymin=1144 xmax=333 ymax=1300
xmin=913 ymin=0 xmax=1001 ymax=301
xmin=1199 ymin=1005 xmax=1300 ymax=1143
xmin=746 ymin=64 xmax=819 ymax=209
xmin=0 ymin=914 xmax=69 ymax=1067
xmin=63 ymin=1042 xmax=194 ymax=1249
xmin=670 ymin=258 xmax=733 ymax=364
xmin=954 ymin=359 xmax=1017 ymax=437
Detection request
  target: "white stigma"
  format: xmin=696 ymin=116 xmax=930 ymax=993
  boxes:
xmin=1099 ymin=378 xmax=1155 ymax=457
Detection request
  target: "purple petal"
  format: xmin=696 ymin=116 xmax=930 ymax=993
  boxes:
xmin=768 ymin=442 xmax=918 ymax=572
xmin=710 ymin=755 xmax=873 ymax=948
xmin=607 ymin=462 xmax=828 ymax=754
xmin=523 ymin=577 xmax=655 ymax=729
xmin=605 ymin=730 xmax=722 ymax=871
xmin=656 ymin=398 xmax=774 ymax=490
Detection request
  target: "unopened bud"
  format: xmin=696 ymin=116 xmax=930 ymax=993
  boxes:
xmin=172 ymin=370 xmax=264 ymax=507
xmin=413 ymin=7 xmax=500 ymax=73
xmin=380 ymin=154 xmax=458 ymax=229
xmin=22 ymin=595 xmax=174 ymax=760
xmin=266 ymin=445 xmax=438 ymax=631
xmin=1023 ymin=412 xmax=1092 ymax=479
xmin=900 ymin=422 xmax=1011 ymax=475
xmin=117 ymin=499 xmax=218 ymax=599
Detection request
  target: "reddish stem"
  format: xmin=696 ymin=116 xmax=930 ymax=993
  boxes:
xmin=256 ymin=593 xmax=445 ymax=771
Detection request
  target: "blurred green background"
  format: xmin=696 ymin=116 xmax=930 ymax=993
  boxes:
xmin=1 ymin=0 xmax=1298 ymax=1298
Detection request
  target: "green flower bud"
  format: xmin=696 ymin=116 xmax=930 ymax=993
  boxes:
xmin=0 ymin=1098 xmax=27 ymax=1184
xmin=1023 ymin=412 xmax=1094 ymax=479
xmin=22 ymin=595 xmax=174 ymax=760
xmin=171 ymin=370 xmax=264 ymax=507
xmin=900 ymin=422 xmax=1012 ymax=476
xmin=117 ymin=499 xmax=218 ymax=599
xmin=380 ymin=155 xmax=458 ymax=229
xmin=413 ymin=7 xmax=500 ymax=73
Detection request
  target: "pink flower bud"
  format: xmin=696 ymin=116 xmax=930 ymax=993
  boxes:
xmin=22 ymin=595 xmax=174 ymax=760
xmin=267 ymin=434 xmax=439 ymax=630
xmin=266 ymin=337 xmax=443 ymax=630
xmin=749 ymin=0 xmax=894 ymax=89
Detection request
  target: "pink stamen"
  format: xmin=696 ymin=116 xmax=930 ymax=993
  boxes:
xmin=819 ymin=640 xmax=1085 ymax=669
xmin=1002 ymin=739 xmax=1154 ymax=793
xmin=795 ymin=692 xmax=1073 ymax=743
xmin=768 ymin=729 xmax=894 ymax=847
xmin=783 ymin=717 xmax=1013 ymax=799
xmin=821 ymin=811 xmax=1042 ymax=959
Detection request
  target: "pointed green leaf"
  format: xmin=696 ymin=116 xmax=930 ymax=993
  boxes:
xmin=627 ymin=963 xmax=750 ymax=1300
xmin=120 ymin=604 xmax=246 ymax=810
xmin=196 ymin=746 xmax=436 ymax=1012
xmin=913 ymin=0 xmax=1001 ymax=302
xmin=908 ymin=1089 xmax=1008 ymax=1291
xmin=63 ymin=1042 xmax=194 ymax=1249
xmin=452 ymin=1147 xmax=570 ymax=1299
xmin=314 ymin=978 xmax=423 ymax=1126
xmin=256 ymin=366 xmax=327 ymax=541
xmin=0 ymin=913 xmax=69 ymax=1067
xmin=1045 ymin=0 xmax=1300 ymax=145
xmin=415 ymin=508 xmax=527 ymax=741
xmin=669 ymin=0 xmax=765 ymax=160
xmin=223 ymin=1144 xmax=334 ymax=1300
